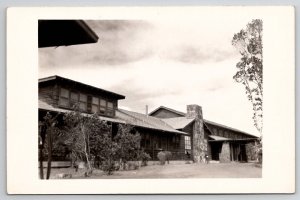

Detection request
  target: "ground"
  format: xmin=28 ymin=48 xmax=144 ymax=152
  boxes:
xmin=45 ymin=161 xmax=262 ymax=179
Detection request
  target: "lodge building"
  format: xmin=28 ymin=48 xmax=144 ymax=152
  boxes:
xmin=39 ymin=75 xmax=258 ymax=163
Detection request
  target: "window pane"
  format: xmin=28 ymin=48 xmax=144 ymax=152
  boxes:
xmin=59 ymin=98 xmax=69 ymax=107
xmin=107 ymin=110 xmax=114 ymax=116
xmin=79 ymin=102 xmax=87 ymax=111
xmin=107 ymin=102 xmax=113 ymax=109
xmin=100 ymin=99 xmax=106 ymax=106
xmin=79 ymin=93 xmax=87 ymax=102
xmin=99 ymin=106 xmax=106 ymax=114
xmin=91 ymin=105 xmax=98 ymax=113
xmin=60 ymin=88 xmax=69 ymax=98
xmin=92 ymin=97 xmax=99 ymax=105
xmin=70 ymin=92 xmax=78 ymax=101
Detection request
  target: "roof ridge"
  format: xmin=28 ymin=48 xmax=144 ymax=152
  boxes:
xmin=117 ymin=108 xmax=179 ymax=131
xmin=149 ymin=106 xmax=186 ymax=116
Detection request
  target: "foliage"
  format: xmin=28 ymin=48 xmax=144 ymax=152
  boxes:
xmin=40 ymin=112 xmax=61 ymax=179
xmin=48 ymin=108 xmax=141 ymax=175
xmin=164 ymin=151 xmax=172 ymax=164
xmin=114 ymin=124 xmax=141 ymax=167
xmin=232 ymin=19 xmax=263 ymax=134
xmin=157 ymin=151 xmax=166 ymax=165
xmin=139 ymin=151 xmax=151 ymax=166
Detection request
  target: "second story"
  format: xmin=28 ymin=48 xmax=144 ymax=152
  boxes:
xmin=39 ymin=75 xmax=125 ymax=118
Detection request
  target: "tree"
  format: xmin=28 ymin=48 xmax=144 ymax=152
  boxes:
xmin=114 ymin=125 xmax=141 ymax=169
xmin=232 ymin=19 xmax=263 ymax=134
xmin=60 ymin=111 xmax=106 ymax=175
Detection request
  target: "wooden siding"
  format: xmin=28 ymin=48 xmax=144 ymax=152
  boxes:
xmin=139 ymin=128 xmax=186 ymax=160
xmin=39 ymin=84 xmax=59 ymax=107
xmin=206 ymin=124 xmax=255 ymax=140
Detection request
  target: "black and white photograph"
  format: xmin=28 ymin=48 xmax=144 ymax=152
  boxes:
xmin=38 ymin=19 xmax=263 ymax=179
xmin=7 ymin=6 xmax=295 ymax=194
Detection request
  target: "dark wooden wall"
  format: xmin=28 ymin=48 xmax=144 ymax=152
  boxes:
xmin=139 ymin=128 xmax=186 ymax=160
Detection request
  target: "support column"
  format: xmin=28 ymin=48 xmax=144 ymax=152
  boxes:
xmin=220 ymin=142 xmax=231 ymax=163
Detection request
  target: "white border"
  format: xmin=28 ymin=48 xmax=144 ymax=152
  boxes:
xmin=6 ymin=6 xmax=295 ymax=194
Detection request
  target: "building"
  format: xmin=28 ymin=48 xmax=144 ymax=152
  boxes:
xmin=38 ymin=20 xmax=99 ymax=48
xmin=38 ymin=75 xmax=258 ymax=163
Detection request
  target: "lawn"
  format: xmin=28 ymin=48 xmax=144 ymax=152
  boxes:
xmin=46 ymin=162 xmax=262 ymax=179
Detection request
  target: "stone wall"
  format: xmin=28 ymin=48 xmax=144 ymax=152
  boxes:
xmin=187 ymin=105 xmax=207 ymax=163
xmin=219 ymin=142 xmax=231 ymax=163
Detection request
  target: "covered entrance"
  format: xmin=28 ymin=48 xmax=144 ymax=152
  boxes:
xmin=208 ymin=135 xmax=250 ymax=162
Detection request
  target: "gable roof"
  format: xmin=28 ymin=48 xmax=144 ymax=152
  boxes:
xmin=116 ymin=109 xmax=187 ymax=135
xmin=149 ymin=106 xmax=186 ymax=117
xmin=39 ymin=75 xmax=125 ymax=100
xmin=150 ymin=106 xmax=257 ymax=138
xmin=161 ymin=117 xmax=195 ymax=129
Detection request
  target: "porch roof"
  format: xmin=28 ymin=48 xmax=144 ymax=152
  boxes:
xmin=116 ymin=109 xmax=188 ymax=135
xmin=39 ymin=100 xmax=187 ymax=135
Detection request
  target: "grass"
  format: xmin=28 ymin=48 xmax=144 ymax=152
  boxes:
xmin=45 ymin=162 xmax=262 ymax=179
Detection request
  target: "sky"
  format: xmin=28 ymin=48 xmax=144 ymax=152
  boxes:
xmin=39 ymin=18 xmax=261 ymax=137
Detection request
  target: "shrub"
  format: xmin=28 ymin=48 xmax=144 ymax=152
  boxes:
xmin=127 ymin=161 xmax=140 ymax=170
xmin=157 ymin=151 xmax=166 ymax=165
xmin=164 ymin=151 xmax=172 ymax=164
xmin=102 ymin=160 xmax=117 ymax=175
xmin=140 ymin=151 xmax=151 ymax=166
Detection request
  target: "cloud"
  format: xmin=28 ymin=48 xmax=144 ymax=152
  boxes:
xmin=39 ymin=19 xmax=260 ymax=136
xmin=39 ymin=20 xmax=154 ymax=69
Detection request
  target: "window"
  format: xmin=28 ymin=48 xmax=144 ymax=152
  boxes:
xmin=58 ymin=87 xmax=115 ymax=117
xmin=70 ymin=92 xmax=79 ymax=108
xmin=59 ymin=88 xmax=70 ymax=107
xmin=185 ymin=136 xmax=191 ymax=150
xmin=107 ymin=101 xmax=114 ymax=116
xmin=79 ymin=93 xmax=87 ymax=111
xmin=91 ymin=97 xmax=99 ymax=113
xmin=99 ymin=99 xmax=106 ymax=114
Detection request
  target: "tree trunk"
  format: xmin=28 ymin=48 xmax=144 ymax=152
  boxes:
xmin=46 ymin=129 xmax=52 ymax=179
xmin=39 ymin=147 xmax=44 ymax=179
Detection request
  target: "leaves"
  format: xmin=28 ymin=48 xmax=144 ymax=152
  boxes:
xmin=232 ymin=19 xmax=263 ymax=134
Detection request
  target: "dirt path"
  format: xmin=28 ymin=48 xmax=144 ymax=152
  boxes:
xmin=47 ymin=162 xmax=261 ymax=179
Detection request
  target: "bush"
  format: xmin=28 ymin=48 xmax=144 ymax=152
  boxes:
xmin=157 ymin=151 xmax=166 ymax=165
xmin=102 ymin=160 xmax=117 ymax=175
xmin=140 ymin=151 xmax=151 ymax=166
xmin=164 ymin=151 xmax=172 ymax=164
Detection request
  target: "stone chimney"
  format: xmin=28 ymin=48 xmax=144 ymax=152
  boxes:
xmin=186 ymin=104 xmax=203 ymax=119
xmin=186 ymin=104 xmax=207 ymax=163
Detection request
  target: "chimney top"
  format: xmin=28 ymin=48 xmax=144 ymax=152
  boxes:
xmin=186 ymin=104 xmax=203 ymax=119
xmin=145 ymin=105 xmax=149 ymax=117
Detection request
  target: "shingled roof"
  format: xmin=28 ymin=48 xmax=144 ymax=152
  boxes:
xmin=151 ymin=106 xmax=257 ymax=138
xmin=116 ymin=109 xmax=187 ymax=135
xmin=39 ymin=100 xmax=186 ymax=135
xmin=161 ymin=117 xmax=194 ymax=129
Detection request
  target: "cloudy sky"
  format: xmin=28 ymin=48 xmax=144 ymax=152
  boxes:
xmin=39 ymin=18 xmax=260 ymax=136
